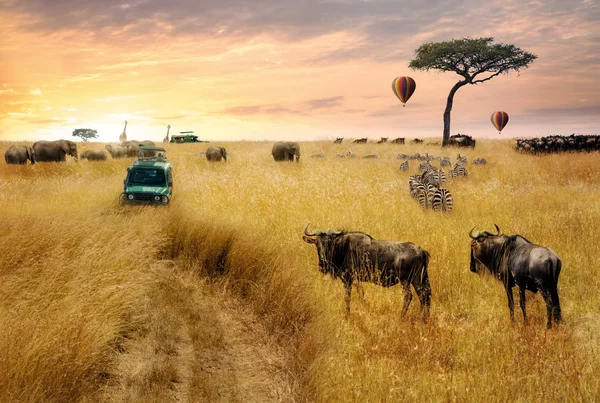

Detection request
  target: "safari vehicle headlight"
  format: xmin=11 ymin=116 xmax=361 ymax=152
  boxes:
xmin=128 ymin=194 xmax=134 ymax=200
xmin=154 ymin=195 xmax=161 ymax=201
xmin=161 ymin=195 xmax=169 ymax=203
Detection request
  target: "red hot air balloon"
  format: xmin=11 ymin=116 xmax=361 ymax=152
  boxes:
xmin=392 ymin=76 xmax=416 ymax=107
xmin=491 ymin=111 xmax=509 ymax=133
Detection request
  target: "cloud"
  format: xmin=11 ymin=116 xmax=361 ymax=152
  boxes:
xmin=304 ymin=96 xmax=344 ymax=110
xmin=223 ymin=103 xmax=302 ymax=116
xmin=523 ymin=105 xmax=600 ymax=118
xmin=30 ymin=88 xmax=42 ymax=95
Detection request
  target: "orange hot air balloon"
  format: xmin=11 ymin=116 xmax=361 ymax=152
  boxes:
xmin=392 ymin=76 xmax=416 ymax=107
xmin=491 ymin=111 xmax=509 ymax=133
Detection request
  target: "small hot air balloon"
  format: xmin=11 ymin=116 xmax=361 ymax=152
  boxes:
xmin=491 ymin=111 xmax=509 ymax=134
xmin=392 ymin=76 xmax=416 ymax=107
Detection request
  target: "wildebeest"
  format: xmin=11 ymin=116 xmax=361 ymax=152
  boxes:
xmin=302 ymin=224 xmax=431 ymax=319
xmin=391 ymin=137 xmax=405 ymax=144
xmin=448 ymin=134 xmax=476 ymax=148
xmin=353 ymin=137 xmax=367 ymax=144
xmin=333 ymin=137 xmax=344 ymax=144
xmin=377 ymin=137 xmax=388 ymax=144
xmin=469 ymin=225 xmax=562 ymax=328
xmin=411 ymin=138 xmax=424 ymax=144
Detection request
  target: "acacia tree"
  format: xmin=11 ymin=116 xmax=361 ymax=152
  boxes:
xmin=72 ymin=128 xmax=98 ymax=142
xmin=409 ymin=37 xmax=537 ymax=146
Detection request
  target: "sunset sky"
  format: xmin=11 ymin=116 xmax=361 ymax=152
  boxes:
xmin=1 ymin=0 xmax=598 ymax=143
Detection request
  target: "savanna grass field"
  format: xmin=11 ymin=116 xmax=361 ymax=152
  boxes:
xmin=1 ymin=139 xmax=599 ymax=402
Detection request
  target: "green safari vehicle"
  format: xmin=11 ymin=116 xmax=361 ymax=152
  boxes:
xmin=120 ymin=146 xmax=173 ymax=206
xmin=171 ymin=131 xmax=200 ymax=143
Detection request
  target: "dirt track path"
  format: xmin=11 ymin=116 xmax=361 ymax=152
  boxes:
xmin=100 ymin=262 xmax=294 ymax=402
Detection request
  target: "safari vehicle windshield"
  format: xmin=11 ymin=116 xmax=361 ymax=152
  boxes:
xmin=128 ymin=169 xmax=166 ymax=186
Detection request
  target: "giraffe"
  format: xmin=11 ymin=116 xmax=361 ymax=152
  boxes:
xmin=119 ymin=120 xmax=128 ymax=142
xmin=163 ymin=124 xmax=171 ymax=143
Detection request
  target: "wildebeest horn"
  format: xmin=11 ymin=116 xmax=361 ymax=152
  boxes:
xmin=469 ymin=225 xmax=480 ymax=239
xmin=304 ymin=223 xmax=318 ymax=236
xmin=326 ymin=228 xmax=343 ymax=235
xmin=493 ymin=224 xmax=501 ymax=235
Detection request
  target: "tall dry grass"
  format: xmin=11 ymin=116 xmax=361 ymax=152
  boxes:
xmin=0 ymin=139 xmax=599 ymax=402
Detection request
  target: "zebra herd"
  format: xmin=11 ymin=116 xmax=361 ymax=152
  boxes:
xmin=403 ymin=154 xmax=476 ymax=212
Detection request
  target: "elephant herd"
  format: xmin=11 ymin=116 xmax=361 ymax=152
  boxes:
xmin=5 ymin=140 xmax=302 ymax=165
xmin=4 ymin=140 xmax=78 ymax=164
xmin=3 ymin=139 xmax=159 ymax=164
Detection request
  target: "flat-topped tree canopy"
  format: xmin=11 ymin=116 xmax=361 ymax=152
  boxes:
xmin=409 ymin=37 xmax=536 ymax=146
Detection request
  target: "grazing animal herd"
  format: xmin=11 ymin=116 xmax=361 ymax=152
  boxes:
xmin=516 ymin=134 xmax=600 ymax=154
xmin=4 ymin=136 xmax=570 ymax=329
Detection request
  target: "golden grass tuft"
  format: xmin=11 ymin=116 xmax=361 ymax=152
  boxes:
xmin=0 ymin=139 xmax=599 ymax=402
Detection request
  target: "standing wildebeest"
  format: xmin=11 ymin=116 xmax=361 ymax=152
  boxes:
xmin=333 ymin=137 xmax=343 ymax=144
xmin=391 ymin=137 xmax=405 ymax=144
xmin=272 ymin=141 xmax=300 ymax=162
xmin=448 ymin=134 xmax=476 ymax=148
xmin=353 ymin=138 xmax=367 ymax=144
xmin=32 ymin=140 xmax=78 ymax=162
xmin=5 ymin=145 xmax=35 ymax=165
xmin=206 ymin=145 xmax=227 ymax=162
xmin=302 ymin=224 xmax=431 ymax=319
xmin=469 ymin=225 xmax=562 ymax=328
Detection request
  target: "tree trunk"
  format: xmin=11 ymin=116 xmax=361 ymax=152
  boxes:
xmin=442 ymin=80 xmax=469 ymax=146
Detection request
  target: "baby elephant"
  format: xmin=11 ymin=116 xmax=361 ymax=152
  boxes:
xmin=81 ymin=149 xmax=108 ymax=161
xmin=5 ymin=145 xmax=35 ymax=165
xmin=206 ymin=146 xmax=227 ymax=162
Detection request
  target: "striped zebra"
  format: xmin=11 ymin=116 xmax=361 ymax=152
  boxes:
xmin=419 ymin=162 xmax=432 ymax=172
xmin=432 ymin=188 xmax=453 ymax=212
xmin=417 ymin=189 xmax=431 ymax=209
xmin=422 ymin=169 xmax=446 ymax=187
xmin=450 ymin=166 xmax=468 ymax=178
xmin=400 ymin=160 xmax=409 ymax=172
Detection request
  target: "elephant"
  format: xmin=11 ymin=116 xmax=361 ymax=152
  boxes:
xmin=81 ymin=149 xmax=107 ymax=161
xmin=272 ymin=141 xmax=300 ymax=162
xmin=32 ymin=140 xmax=78 ymax=162
xmin=121 ymin=140 xmax=156 ymax=157
xmin=5 ymin=144 xmax=35 ymax=165
xmin=105 ymin=144 xmax=129 ymax=159
xmin=205 ymin=146 xmax=227 ymax=162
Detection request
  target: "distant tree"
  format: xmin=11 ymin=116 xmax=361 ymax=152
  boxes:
xmin=409 ymin=37 xmax=537 ymax=146
xmin=72 ymin=128 xmax=98 ymax=142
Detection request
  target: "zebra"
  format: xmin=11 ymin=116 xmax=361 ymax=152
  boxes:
xmin=399 ymin=160 xmax=409 ymax=172
xmin=450 ymin=166 xmax=468 ymax=178
xmin=423 ymin=169 xmax=446 ymax=187
xmin=432 ymin=188 xmax=453 ymax=212
xmin=419 ymin=162 xmax=432 ymax=172
xmin=456 ymin=154 xmax=468 ymax=165
xmin=417 ymin=189 xmax=431 ymax=209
